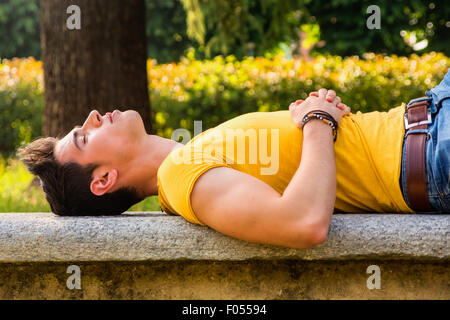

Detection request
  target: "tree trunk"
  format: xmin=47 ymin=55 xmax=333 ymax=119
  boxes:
xmin=40 ymin=0 xmax=152 ymax=137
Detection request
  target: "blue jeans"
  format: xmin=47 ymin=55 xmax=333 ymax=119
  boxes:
xmin=400 ymin=69 xmax=450 ymax=213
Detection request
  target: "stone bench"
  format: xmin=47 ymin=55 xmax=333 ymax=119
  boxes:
xmin=0 ymin=212 xmax=448 ymax=299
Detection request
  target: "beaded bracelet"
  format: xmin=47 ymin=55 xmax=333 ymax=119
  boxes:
xmin=301 ymin=110 xmax=338 ymax=142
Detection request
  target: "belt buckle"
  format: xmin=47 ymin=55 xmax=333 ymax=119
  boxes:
xmin=404 ymin=103 xmax=432 ymax=130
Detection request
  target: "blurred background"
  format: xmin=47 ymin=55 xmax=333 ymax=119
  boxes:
xmin=0 ymin=0 xmax=448 ymax=212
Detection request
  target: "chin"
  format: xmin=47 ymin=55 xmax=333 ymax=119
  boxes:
xmin=123 ymin=110 xmax=146 ymax=132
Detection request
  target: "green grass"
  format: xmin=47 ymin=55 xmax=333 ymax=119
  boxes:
xmin=0 ymin=156 xmax=161 ymax=213
xmin=129 ymin=195 xmax=161 ymax=212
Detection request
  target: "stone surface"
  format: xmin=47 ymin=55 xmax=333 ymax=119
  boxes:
xmin=1 ymin=260 xmax=448 ymax=299
xmin=0 ymin=212 xmax=448 ymax=262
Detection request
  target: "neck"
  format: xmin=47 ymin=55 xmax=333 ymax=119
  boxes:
xmin=122 ymin=134 xmax=182 ymax=198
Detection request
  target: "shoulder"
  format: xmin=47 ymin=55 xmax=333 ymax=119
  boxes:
xmin=157 ymin=145 xmax=230 ymax=225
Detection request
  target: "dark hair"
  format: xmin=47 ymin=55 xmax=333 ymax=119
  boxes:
xmin=17 ymin=137 xmax=143 ymax=216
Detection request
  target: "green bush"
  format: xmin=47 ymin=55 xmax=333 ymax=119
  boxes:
xmin=0 ymin=58 xmax=43 ymax=157
xmin=149 ymin=52 xmax=449 ymax=138
xmin=0 ymin=0 xmax=41 ymax=59
xmin=0 ymin=53 xmax=448 ymax=156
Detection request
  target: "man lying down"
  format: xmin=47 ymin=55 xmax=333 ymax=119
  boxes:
xmin=18 ymin=71 xmax=450 ymax=249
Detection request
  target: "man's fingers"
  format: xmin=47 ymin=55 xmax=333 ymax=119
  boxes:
xmin=289 ymin=100 xmax=303 ymax=111
xmin=318 ymin=88 xmax=328 ymax=99
xmin=334 ymin=96 xmax=341 ymax=105
xmin=326 ymin=90 xmax=336 ymax=102
xmin=338 ymin=103 xmax=351 ymax=115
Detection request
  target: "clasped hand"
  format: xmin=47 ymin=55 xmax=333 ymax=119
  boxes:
xmin=289 ymin=88 xmax=351 ymax=129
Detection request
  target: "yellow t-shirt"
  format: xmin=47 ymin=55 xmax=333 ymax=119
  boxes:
xmin=157 ymin=105 xmax=414 ymax=225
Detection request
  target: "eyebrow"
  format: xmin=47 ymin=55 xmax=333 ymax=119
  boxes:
xmin=73 ymin=127 xmax=82 ymax=150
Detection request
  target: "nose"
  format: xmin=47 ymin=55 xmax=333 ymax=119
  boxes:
xmin=82 ymin=110 xmax=102 ymax=130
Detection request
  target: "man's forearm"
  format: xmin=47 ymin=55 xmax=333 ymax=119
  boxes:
xmin=281 ymin=119 xmax=336 ymax=227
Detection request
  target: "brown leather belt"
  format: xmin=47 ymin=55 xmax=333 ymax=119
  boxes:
xmin=404 ymin=98 xmax=433 ymax=212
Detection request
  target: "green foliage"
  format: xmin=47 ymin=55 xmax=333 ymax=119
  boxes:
xmin=129 ymin=196 xmax=161 ymax=212
xmin=149 ymin=52 xmax=449 ymax=138
xmin=181 ymin=0 xmax=450 ymax=58
xmin=0 ymin=0 xmax=41 ymax=59
xmin=307 ymin=0 xmax=450 ymax=56
xmin=180 ymin=0 xmax=308 ymax=59
xmin=0 ymin=0 xmax=193 ymax=63
xmin=145 ymin=0 xmax=195 ymax=63
xmin=1 ymin=53 xmax=448 ymax=155
xmin=0 ymin=85 xmax=43 ymax=157
xmin=0 ymin=0 xmax=447 ymax=61
xmin=0 ymin=58 xmax=43 ymax=157
xmin=0 ymin=156 xmax=50 ymax=212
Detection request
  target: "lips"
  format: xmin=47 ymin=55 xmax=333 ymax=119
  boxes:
xmin=104 ymin=110 xmax=119 ymax=124
xmin=105 ymin=112 xmax=113 ymax=123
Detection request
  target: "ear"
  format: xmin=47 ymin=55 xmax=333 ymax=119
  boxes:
xmin=90 ymin=168 xmax=118 ymax=196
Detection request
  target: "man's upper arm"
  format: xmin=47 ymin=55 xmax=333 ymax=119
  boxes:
xmin=190 ymin=166 xmax=317 ymax=248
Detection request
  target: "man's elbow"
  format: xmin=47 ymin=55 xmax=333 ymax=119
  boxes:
xmin=308 ymin=224 xmax=329 ymax=247
xmin=290 ymin=217 xmax=330 ymax=249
